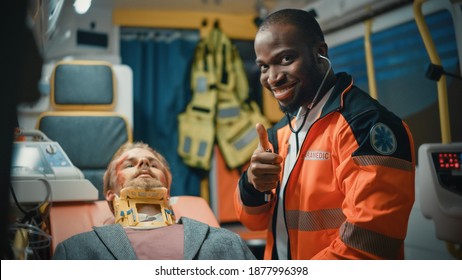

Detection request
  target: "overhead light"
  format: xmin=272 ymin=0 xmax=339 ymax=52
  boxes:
xmin=74 ymin=0 xmax=92 ymax=14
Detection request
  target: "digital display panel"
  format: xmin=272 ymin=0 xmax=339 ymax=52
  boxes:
xmin=11 ymin=144 xmax=53 ymax=176
xmin=431 ymin=151 xmax=462 ymax=195
xmin=433 ymin=152 xmax=461 ymax=170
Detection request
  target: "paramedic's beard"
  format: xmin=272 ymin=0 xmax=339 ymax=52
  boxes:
xmin=278 ymin=65 xmax=326 ymax=113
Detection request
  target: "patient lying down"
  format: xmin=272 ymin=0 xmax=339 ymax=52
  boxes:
xmin=52 ymin=142 xmax=255 ymax=260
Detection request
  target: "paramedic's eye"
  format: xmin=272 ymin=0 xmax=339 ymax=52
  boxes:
xmin=281 ymin=55 xmax=293 ymax=65
xmin=259 ymin=64 xmax=268 ymax=73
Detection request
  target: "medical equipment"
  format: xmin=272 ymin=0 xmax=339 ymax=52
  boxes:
xmin=417 ymin=142 xmax=462 ymax=244
xmin=285 ymin=53 xmax=332 ymax=154
xmin=113 ymin=187 xmax=175 ymax=228
xmin=10 ymin=130 xmax=98 ymax=203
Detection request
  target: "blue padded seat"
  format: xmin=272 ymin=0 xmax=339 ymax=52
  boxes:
xmin=37 ymin=61 xmax=132 ymax=200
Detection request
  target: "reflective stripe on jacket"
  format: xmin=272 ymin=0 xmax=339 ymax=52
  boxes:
xmin=235 ymin=72 xmax=415 ymax=259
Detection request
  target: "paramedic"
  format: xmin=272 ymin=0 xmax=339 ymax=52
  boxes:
xmin=53 ymin=142 xmax=256 ymax=260
xmin=235 ymin=9 xmax=415 ymax=259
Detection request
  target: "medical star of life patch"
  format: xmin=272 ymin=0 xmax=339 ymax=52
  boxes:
xmin=370 ymin=122 xmax=397 ymax=155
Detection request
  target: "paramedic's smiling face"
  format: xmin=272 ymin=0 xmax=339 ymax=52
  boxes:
xmin=113 ymin=148 xmax=168 ymax=195
xmin=255 ymin=23 xmax=324 ymax=113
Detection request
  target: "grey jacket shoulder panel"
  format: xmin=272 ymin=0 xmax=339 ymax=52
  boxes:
xmin=94 ymin=224 xmax=137 ymax=259
xmin=180 ymin=217 xmax=256 ymax=260
xmin=53 ymin=224 xmax=137 ymax=260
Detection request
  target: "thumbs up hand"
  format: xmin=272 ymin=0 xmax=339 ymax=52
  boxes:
xmin=256 ymin=123 xmax=271 ymax=152
xmin=247 ymin=123 xmax=282 ymax=195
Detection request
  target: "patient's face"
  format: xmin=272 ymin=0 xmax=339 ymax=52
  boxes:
xmin=113 ymin=148 xmax=169 ymax=195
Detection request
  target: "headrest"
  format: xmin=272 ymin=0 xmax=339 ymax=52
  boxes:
xmin=51 ymin=60 xmax=116 ymax=111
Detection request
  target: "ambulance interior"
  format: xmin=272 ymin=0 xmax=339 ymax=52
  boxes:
xmin=5 ymin=0 xmax=462 ymax=260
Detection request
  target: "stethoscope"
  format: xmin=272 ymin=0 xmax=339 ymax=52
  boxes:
xmin=285 ymin=54 xmax=332 ymax=154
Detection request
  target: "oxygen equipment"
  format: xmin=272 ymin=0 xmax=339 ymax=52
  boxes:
xmin=10 ymin=130 xmax=98 ymax=203
xmin=9 ymin=129 xmax=98 ymax=259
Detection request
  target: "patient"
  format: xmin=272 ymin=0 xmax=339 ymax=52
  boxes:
xmin=53 ymin=142 xmax=256 ymax=260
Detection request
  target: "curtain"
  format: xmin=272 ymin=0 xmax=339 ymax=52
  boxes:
xmin=120 ymin=28 xmax=202 ymax=196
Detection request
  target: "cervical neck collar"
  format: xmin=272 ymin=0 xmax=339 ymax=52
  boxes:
xmin=113 ymin=187 xmax=175 ymax=229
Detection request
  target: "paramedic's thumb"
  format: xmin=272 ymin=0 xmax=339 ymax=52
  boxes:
xmin=256 ymin=123 xmax=270 ymax=152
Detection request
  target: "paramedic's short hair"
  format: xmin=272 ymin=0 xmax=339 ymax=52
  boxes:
xmin=258 ymin=9 xmax=324 ymax=46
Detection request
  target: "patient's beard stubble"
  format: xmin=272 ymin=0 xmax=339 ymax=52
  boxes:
xmin=123 ymin=177 xmax=166 ymax=191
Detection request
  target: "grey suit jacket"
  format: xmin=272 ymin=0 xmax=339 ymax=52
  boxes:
xmin=52 ymin=217 xmax=256 ymax=260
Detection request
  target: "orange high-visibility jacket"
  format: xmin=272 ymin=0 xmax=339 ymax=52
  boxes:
xmin=235 ymin=73 xmax=415 ymax=259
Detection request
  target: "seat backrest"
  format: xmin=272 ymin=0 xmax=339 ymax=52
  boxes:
xmin=48 ymin=195 xmax=220 ymax=255
xmin=37 ymin=60 xmax=132 ymax=199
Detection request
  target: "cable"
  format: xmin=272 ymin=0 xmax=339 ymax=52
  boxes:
xmin=286 ymin=111 xmax=308 ymax=154
xmin=286 ymin=54 xmax=332 ymax=153
xmin=8 ymin=178 xmax=52 ymax=259
xmin=8 ymin=223 xmax=52 ymax=260
xmin=9 ymin=177 xmax=52 ymax=218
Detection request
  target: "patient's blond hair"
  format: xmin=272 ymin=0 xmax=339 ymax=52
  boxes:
xmin=103 ymin=142 xmax=172 ymax=196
